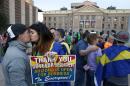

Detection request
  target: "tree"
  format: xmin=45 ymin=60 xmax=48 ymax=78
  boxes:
xmin=107 ymin=6 xmax=116 ymax=10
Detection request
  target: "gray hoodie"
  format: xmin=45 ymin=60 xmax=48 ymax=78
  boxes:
xmin=2 ymin=40 xmax=32 ymax=86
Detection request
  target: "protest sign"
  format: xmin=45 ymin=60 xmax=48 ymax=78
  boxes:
xmin=30 ymin=55 xmax=76 ymax=84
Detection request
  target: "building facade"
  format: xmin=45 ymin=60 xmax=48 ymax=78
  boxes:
xmin=43 ymin=0 xmax=130 ymax=32
xmin=0 ymin=0 xmax=38 ymax=27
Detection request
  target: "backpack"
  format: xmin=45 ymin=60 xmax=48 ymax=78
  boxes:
xmin=61 ymin=41 xmax=70 ymax=55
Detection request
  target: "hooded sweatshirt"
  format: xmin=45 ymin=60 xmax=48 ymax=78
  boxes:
xmin=2 ymin=40 xmax=32 ymax=86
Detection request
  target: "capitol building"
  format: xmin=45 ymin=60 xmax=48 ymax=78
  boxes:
xmin=43 ymin=0 xmax=130 ymax=32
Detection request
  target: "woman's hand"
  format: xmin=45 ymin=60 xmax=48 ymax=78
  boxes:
xmin=45 ymin=51 xmax=57 ymax=59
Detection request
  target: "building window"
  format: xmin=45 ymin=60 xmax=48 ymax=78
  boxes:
xmin=65 ymin=26 xmax=67 ymax=29
xmin=65 ymin=23 xmax=67 ymax=29
xmin=103 ymin=17 xmax=105 ymax=21
xmin=102 ymin=24 xmax=104 ymax=29
xmin=114 ymin=24 xmax=117 ymax=29
xmin=86 ymin=15 xmax=89 ymax=20
xmin=121 ymin=17 xmax=124 ymax=21
xmin=85 ymin=21 xmax=90 ymax=28
xmin=108 ymin=17 xmax=111 ymax=21
xmin=114 ymin=17 xmax=118 ymax=21
xmin=108 ymin=24 xmax=110 ymax=29
xmin=80 ymin=21 xmax=84 ymax=29
xmin=91 ymin=15 xmax=96 ymax=20
xmin=80 ymin=15 xmax=84 ymax=20
xmin=91 ymin=21 xmax=95 ymax=28
xmin=54 ymin=23 xmax=56 ymax=27
xmin=49 ymin=17 xmax=51 ymax=21
xmin=48 ymin=23 xmax=51 ymax=27
xmin=44 ymin=17 xmax=46 ymax=21
xmin=54 ymin=17 xmax=56 ymax=21
xmin=121 ymin=24 xmax=124 ymax=29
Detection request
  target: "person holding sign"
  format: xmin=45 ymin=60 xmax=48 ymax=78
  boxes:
xmin=2 ymin=24 xmax=32 ymax=86
xmin=29 ymin=22 xmax=70 ymax=86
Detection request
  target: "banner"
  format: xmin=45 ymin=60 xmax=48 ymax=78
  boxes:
xmin=30 ymin=55 xmax=76 ymax=84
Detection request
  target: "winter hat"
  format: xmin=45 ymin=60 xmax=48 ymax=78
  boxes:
xmin=114 ymin=31 xmax=129 ymax=43
xmin=7 ymin=24 xmax=27 ymax=39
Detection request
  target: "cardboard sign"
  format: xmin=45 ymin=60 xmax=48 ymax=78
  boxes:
xmin=30 ymin=55 xmax=76 ymax=84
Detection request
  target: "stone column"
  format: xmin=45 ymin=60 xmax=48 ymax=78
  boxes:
xmin=128 ymin=16 xmax=130 ymax=43
xmin=35 ymin=7 xmax=38 ymax=22
xmin=21 ymin=0 xmax=25 ymax=24
xmin=9 ymin=0 xmax=15 ymax=24
xmin=29 ymin=4 xmax=33 ymax=25
xmin=73 ymin=15 xmax=79 ymax=32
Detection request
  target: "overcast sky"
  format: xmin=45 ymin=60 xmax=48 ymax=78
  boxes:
xmin=34 ymin=0 xmax=130 ymax=11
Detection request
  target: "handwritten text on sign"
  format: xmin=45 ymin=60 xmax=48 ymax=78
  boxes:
xmin=30 ymin=55 xmax=76 ymax=84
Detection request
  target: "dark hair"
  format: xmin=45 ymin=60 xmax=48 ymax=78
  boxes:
xmin=56 ymin=28 xmax=65 ymax=38
xmin=113 ymin=39 xmax=117 ymax=45
xmin=29 ymin=22 xmax=54 ymax=53
xmin=69 ymin=32 xmax=72 ymax=36
xmin=1 ymin=32 xmax=9 ymax=55
xmin=72 ymin=36 xmax=78 ymax=45
xmin=87 ymin=34 xmax=97 ymax=45
xmin=50 ymin=28 xmax=56 ymax=31
xmin=79 ymin=29 xmax=83 ymax=32
xmin=111 ymin=30 xmax=116 ymax=34
xmin=83 ymin=30 xmax=90 ymax=39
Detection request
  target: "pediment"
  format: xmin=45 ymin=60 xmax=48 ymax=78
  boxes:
xmin=74 ymin=5 xmax=104 ymax=13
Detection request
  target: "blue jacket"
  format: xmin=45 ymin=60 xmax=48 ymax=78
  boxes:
xmin=95 ymin=45 xmax=130 ymax=86
xmin=51 ymin=42 xmax=65 ymax=55
xmin=2 ymin=40 xmax=32 ymax=86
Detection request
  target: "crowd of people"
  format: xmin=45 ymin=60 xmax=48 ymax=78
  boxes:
xmin=0 ymin=22 xmax=130 ymax=86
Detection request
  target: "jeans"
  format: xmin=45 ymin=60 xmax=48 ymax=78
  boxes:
xmin=74 ymin=68 xmax=85 ymax=86
xmin=86 ymin=70 xmax=95 ymax=86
